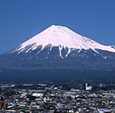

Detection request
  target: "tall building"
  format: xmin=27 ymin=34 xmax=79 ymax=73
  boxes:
xmin=84 ymin=83 xmax=93 ymax=91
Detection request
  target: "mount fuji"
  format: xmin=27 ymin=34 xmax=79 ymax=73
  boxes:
xmin=0 ymin=25 xmax=115 ymax=82
xmin=12 ymin=25 xmax=115 ymax=57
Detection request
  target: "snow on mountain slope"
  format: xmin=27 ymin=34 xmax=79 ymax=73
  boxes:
xmin=13 ymin=25 xmax=115 ymax=57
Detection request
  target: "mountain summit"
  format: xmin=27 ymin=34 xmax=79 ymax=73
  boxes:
xmin=12 ymin=25 xmax=115 ymax=58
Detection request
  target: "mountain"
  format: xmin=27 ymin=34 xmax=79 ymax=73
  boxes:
xmin=0 ymin=25 xmax=115 ymax=83
xmin=12 ymin=25 xmax=115 ymax=56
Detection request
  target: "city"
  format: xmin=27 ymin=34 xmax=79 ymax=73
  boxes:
xmin=0 ymin=82 xmax=115 ymax=113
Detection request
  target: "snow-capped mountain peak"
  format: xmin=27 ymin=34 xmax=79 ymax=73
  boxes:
xmin=13 ymin=25 xmax=115 ymax=58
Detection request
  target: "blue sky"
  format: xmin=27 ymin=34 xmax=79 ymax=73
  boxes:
xmin=0 ymin=0 xmax=115 ymax=54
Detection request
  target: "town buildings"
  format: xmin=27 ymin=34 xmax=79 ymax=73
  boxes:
xmin=0 ymin=83 xmax=115 ymax=113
